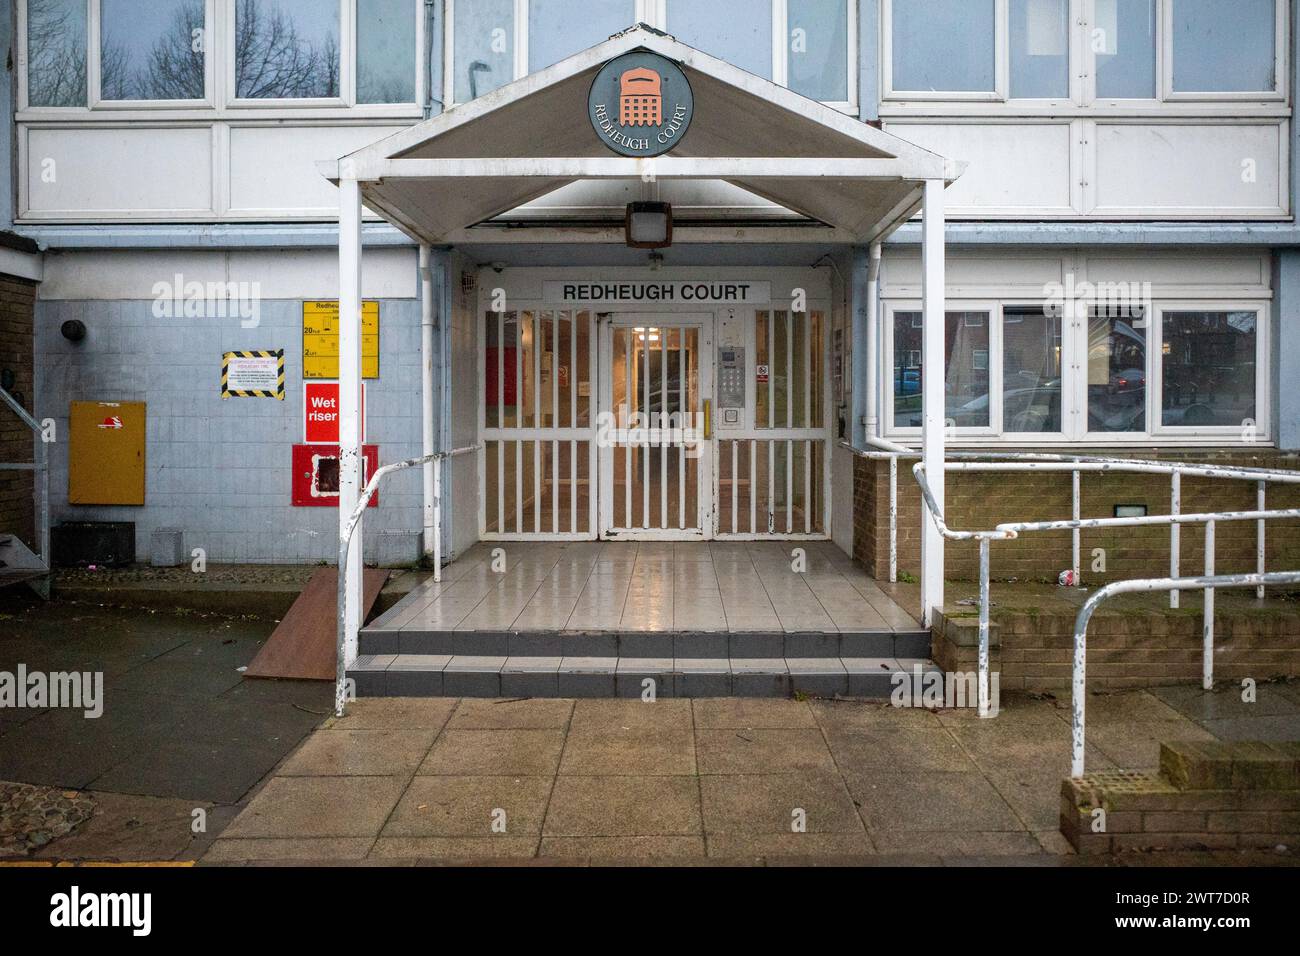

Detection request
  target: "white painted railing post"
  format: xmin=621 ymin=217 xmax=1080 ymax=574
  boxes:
xmin=1170 ymin=472 xmax=1181 ymax=608
xmin=420 ymin=244 xmax=437 ymax=562
xmin=338 ymin=175 xmax=364 ymax=676
xmin=1071 ymin=469 xmax=1080 ymax=583
xmin=920 ymin=178 xmax=946 ymax=627
xmin=1203 ymin=519 xmax=1215 ymax=690
xmin=977 ymin=536 xmax=991 ymax=718
xmin=1257 ymin=481 xmax=1266 ymax=599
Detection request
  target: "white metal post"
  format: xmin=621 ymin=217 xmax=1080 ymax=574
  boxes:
xmin=1203 ymin=519 xmax=1215 ymax=690
xmin=338 ymin=176 xmax=364 ymax=667
xmin=419 ymin=244 xmax=437 ymax=561
xmin=920 ymin=179 xmax=946 ymax=626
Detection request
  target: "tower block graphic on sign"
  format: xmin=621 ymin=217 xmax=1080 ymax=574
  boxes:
xmin=619 ymin=67 xmax=662 ymax=126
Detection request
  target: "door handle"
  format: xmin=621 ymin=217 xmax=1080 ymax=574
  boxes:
xmin=703 ymin=399 xmax=711 ymax=440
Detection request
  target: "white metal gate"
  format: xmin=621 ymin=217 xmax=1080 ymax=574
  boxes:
xmin=479 ymin=309 xmax=597 ymax=540
xmin=598 ymin=313 xmax=713 ymax=539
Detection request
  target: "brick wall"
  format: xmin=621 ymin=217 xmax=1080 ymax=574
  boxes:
xmin=1062 ymin=741 xmax=1300 ymax=854
xmin=853 ymin=449 xmax=1300 ymax=584
xmin=0 ymin=274 xmax=37 ymax=548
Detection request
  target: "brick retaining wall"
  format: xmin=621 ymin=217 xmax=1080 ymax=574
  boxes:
xmin=0 ymin=275 xmax=37 ymax=549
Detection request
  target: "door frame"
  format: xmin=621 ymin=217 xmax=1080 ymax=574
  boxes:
xmin=597 ymin=311 xmax=714 ymax=540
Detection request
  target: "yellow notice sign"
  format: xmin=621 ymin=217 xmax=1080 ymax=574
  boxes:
xmin=303 ymin=301 xmax=379 ymax=379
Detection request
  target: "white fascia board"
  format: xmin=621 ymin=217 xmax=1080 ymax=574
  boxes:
xmin=0 ymin=246 xmax=44 ymax=282
xmin=360 ymin=157 xmax=942 ymax=181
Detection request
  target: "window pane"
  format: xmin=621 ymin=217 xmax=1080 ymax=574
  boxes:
xmin=357 ymin=0 xmax=416 ymax=103
xmin=1162 ymin=312 xmax=1257 ymax=428
xmin=100 ymin=0 xmax=204 ymax=101
xmin=788 ymin=0 xmax=848 ymax=101
xmin=1002 ymin=307 xmax=1062 ymax=432
xmin=27 ymin=0 xmax=87 ymax=107
xmin=892 ymin=311 xmax=991 ymax=429
xmin=1172 ymin=0 xmax=1276 ymax=93
xmin=454 ymin=0 xmax=513 ymax=101
xmin=892 ymin=0 xmax=995 ymax=93
xmin=1094 ymin=0 xmax=1156 ymax=99
xmin=665 ymin=0 xmax=772 ymax=79
xmin=1087 ymin=309 xmax=1147 ymax=433
xmin=529 ymin=0 xmax=634 ymax=72
xmin=235 ymin=0 xmax=340 ymax=99
xmin=1010 ymin=0 xmax=1068 ymax=98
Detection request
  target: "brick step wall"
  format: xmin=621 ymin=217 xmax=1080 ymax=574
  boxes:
xmin=1061 ymin=741 xmax=1300 ymax=854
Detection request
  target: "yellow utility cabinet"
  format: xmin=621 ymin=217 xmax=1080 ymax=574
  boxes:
xmin=68 ymin=401 xmax=146 ymax=505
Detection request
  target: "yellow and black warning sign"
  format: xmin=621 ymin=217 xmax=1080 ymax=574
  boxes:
xmin=222 ymin=350 xmax=285 ymax=399
xmin=303 ymin=301 xmax=379 ymax=379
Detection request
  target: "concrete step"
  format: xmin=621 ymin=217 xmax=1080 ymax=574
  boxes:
xmin=346 ymin=654 xmax=941 ymax=699
xmin=358 ymin=627 xmax=933 ymax=662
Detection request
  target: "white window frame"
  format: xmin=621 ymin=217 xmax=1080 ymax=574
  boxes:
xmin=883 ymin=0 xmax=1007 ymax=103
xmin=1151 ymin=302 xmax=1271 ymax=440
xmin=444 ymin=0 xmax=858 ymax=112
xmin=883 ymin=299 xmax=1002 ymax=440
xmin=17 ymin=0 xmax=425 ymax=115
xmin=1161 ymin=0 xmax=1288 ymax=103
xmin=90 ymin=0 xmax=216 ymax=110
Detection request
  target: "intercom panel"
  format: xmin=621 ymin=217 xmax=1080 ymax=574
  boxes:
xmin=716 ymin=310 xmax=746 ymax=429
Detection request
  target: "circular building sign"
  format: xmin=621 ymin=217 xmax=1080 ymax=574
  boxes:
xmin=588 ymin=51 xmax=693 ymax=158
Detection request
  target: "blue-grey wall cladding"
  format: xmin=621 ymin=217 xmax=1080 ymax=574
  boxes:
xmin=34 ymin=297 xmax=426 ymax=564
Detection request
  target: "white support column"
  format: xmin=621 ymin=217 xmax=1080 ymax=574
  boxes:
xmin=920 ymin=178 xmax=946 ymax=627
xmin=339 ymin=176 xmax=364 ymax=666
xmin=419 ymin=244 xmax=437 ymax=560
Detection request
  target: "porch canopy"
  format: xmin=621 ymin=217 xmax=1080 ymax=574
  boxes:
xmin=323 ymin=24 xmax=960 ymax=664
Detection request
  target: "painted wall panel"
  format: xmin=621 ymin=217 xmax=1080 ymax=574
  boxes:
xmin=227 ymin=125 xmax=405 ymax=217
xmin=1092 ymin=123 xmax=1287 ymax=217
xmin=884 ymin=121 xmax=1075 ymax=215
xmin=26 ymin=126 xmax=214 ymax=218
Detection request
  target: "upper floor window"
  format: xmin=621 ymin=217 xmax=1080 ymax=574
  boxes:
xmin=884 ymin=0 xmax=1288 ymax=105
xmin=21 ymin=0 xmax=422 ymax=110
xmin=447 ymin=0 xmax=857 ymax=110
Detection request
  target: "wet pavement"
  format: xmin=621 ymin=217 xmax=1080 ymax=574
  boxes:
xmin=0 ymin=593 xmax=333 ymax=860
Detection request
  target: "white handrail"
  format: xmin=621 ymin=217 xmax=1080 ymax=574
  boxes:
xmin=335 ymin=444 xmax=478 ymax=716
xmin=1070 ymin=570 xmax=1300 ymax=778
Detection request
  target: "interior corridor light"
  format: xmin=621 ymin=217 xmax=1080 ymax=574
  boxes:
xmin=626 ymin=201 xmax=672 ymax=248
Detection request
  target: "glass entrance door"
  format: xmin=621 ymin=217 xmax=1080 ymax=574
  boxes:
xmin=598 ymin=314 xmax=713 ymax=538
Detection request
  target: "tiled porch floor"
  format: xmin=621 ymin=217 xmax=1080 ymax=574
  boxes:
xmin=371 ymin=541 xmax=920 ymax=634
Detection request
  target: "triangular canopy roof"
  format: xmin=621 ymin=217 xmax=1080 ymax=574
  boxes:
xmin=327 ymin=24 xmax=960 ymax=244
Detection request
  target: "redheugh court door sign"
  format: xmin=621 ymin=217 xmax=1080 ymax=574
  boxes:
xmin=588 ymin=51 xmax=693 ymax=158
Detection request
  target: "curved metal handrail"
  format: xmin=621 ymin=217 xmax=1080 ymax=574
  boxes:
xmin=335 ymin=444 xmax=479 ymax=716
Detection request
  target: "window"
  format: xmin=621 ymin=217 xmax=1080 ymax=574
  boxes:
xmin=891 ymin=0 xmax=996 ymax=94
xmin=1009 ymin=0 xmax=1068 ymax=99
xmin=1171 ymin=0 xmax=1277 ymax=94
xmin=787 ymin=0 xmax=849 ymax=101
xmin=446 ymin=1 xmax=855 ymax=108
xmin=1161 ymin=311 xmax=1257 ymax=429
xmin=1002 ymin=306 xmax=1062 ymax=433
xmin=357 ymin=0 xmax=417 ymax=103
xmin=1087 ymin=309 xmax=1147 ymax=434
xmin=1094 ymin=0 xmax=1156 ymax=99
xmin=891 ymin=309 xmax=992 ymax=429
xmin=665 ymin=0 xmax=773 ymax=80
xmin=235 ymin=0 xmax=340 ymax=99
xmin=452 ymin=0 xmax=514 ymax=102
xmin=27 ymin=0 xmax=88 ymax=107
xmin=100 ymin=0 xmax=204 ymax=101
xmin=529 ymin=0 xmax=634 ymax=73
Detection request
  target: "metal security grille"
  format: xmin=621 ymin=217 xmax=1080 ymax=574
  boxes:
xmin=716 ymin=310 xmax=828 ymax=537
xmin=481 ymin=310 xmax=596 ymax=539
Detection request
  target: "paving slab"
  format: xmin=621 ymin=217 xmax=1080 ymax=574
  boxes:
xmin=325 ymin=698 xmax=458 ymax=731
xmin=382 ymin=776 xmax=552 ymax=837
xmin=279 ymin=729 xmax=437 ymax=777
xmin=419 ymin=729 xmax=566 ymax=776
xmin=569 ymin=698 xmax=693 ymax=732
xmin=696 ymin=728 xmax=836 ymax=775
xmin=705 ymin=832 xmax=876 ymax=858
xmin=691 ymin=698 xmax=817 ymax=729
xmin=559 ymin=729 xmax=696 ymax=775
xmin=221 ymin=776 xmax=407 ymax=839
xmin=203 ymin=837 xmax=375 ymax=863
xmin=700 ymin=772 xmax=863 ymax=834
xmin=824 ymin=727 xmax=978 ymax=773
xmin=846 ymin=771 xmax=1023 ymax=833
xmin=445 ymin=698 xmax=574 ymax=730
xmin=538 ymin=836 xmax=706 ymax=859
xmin=543 ymin=776 xmax=701 ymax=837
xmin=370 ymin=836 xmax=540 ymax=859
